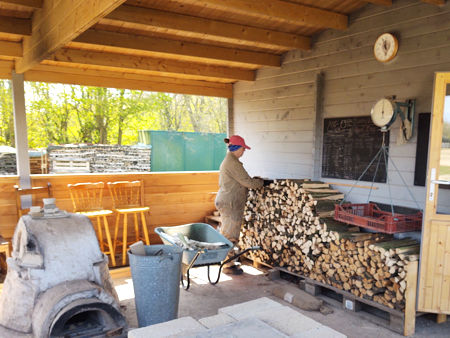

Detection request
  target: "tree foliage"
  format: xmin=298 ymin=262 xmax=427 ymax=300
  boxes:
xmin=0 ymin=80 xmax=227 ymax=148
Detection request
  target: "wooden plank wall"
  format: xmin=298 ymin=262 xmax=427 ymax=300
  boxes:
xmin=233 ymin=0 xmax=450 ymax=211
xmin=0 ymin=172 xmax=218 ymax=242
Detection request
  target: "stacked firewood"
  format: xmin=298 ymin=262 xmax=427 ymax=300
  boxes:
xmin=239 ymin=179 xmax=419 ymax=311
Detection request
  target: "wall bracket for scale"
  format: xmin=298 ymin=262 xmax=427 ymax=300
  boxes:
xmin=370 ymin=97 xmax=416 ymax=140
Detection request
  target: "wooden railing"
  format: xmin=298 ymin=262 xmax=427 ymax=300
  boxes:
xmin=0 ymin=172 xmax=219 ymax=244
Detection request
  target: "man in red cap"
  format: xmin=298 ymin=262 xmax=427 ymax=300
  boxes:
xmin=215 ymin=135 xmax=263 ymax=275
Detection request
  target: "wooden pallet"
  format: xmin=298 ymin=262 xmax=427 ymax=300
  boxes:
xmin=273 ymin=261 xmax=418 ymax=336
xmin=242 ymin=255 xmax=273 ymax=270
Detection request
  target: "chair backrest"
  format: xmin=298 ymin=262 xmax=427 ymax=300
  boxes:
xmin=107 ymin=181 xmax=144 ymax=209
xmin=14 ymin=183 xmax=52 ymax=218
xmin=67 ymin=182 xmax=106 ymax=212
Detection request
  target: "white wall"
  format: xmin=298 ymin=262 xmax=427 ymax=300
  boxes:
xmin=233 ymin=0 xmax=450 ymax=211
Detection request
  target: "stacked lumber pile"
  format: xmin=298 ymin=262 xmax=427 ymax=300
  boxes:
xmin=239 ymin=179 xmax=419 ymax=311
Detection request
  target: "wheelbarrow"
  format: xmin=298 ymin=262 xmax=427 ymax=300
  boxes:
xmin=155 ymin=223 xmax=260 ymax=290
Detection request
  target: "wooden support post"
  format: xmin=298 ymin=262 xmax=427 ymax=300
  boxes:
xmin=404 ymin=260 xmax=418 ymax=336
xmin=227 ymin=98 xmax=234 ymax=136
xmin=312 ymin=72 xmax=324 ymax=180
xmin=11 ymin=71 xmax=31 ymax=190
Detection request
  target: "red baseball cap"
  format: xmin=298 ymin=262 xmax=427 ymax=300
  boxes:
xmin=229 ymin=135 xmax=251 ymax=150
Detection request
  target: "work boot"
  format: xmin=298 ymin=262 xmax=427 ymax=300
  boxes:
xmin=223 ymin=264 xmax=243 ymax=275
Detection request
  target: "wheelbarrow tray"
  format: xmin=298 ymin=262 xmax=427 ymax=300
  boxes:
xmin=155 ymin=223 xmax=233 ymax=266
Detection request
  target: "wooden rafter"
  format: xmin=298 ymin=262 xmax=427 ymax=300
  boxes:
xmin=28 ymin=65 xmax=233 ymax=98
xmin=421 ymin=0 xmax=445 ymax=5
xmin=0 ymin=0 xmax=42 ymax=8
xmin=171 ymin=0 xmax=348 ymax=30
xmin=105 ymin=5 xmax=311 ymax=50
xmin=0 ymin=41 xmax=22 ymax=57
xmin=364 ymin=0 xmax=392 ymax=5
xmin=15 ymin=0 xmax=126 ymax=73
xmin=48 ymin=48 xmax=255 ymax=81
xmin=74 ymin=30 xmax=280 ymax=67
xmin=0 ymin=59 xmax=232 ymax=97
xmin=0 ymin=16 xmax=31 ymax=36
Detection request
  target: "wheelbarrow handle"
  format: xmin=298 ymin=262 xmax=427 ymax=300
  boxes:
xmin=186 ymin=249 xmax=206 ymax=271
xmin=221 ymin=246 xmax=261 ymax=267
xmin=181 ymin=249 xmax=206 ymax=291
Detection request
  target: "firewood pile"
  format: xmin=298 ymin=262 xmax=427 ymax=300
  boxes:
xmin=48 ymin=144 xmax=151 ymax=173
xmin=239 ymin=179 xmax=420 ymax=311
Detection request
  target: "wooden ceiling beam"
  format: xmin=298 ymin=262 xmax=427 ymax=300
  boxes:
xmin=74 ymin=30 xmax=280 ymax=67
xmin=106 ymin=5 xmax=310 ymax=50
xmin=0 ymin=16 xmax=31 ymax=36
xmin=0 ymin=60 xmax=14 ymax=79
xmin=0 ymin=60 xmax=232 ymax=97
xmin=48 ymin=48 xmax=255 ymax=81
xmin=0 ymin=40 xmax=22 ymax=57
xmin=173 ymin=0 xmax=347 ymax=30
xmin=421 ymin=0 xmax=445 ymax=5
xmin=15 ymin=0 xmax=126 ymax=74
xmin=364 ymin=0 xmax=392 ymax=5
xmin=0 ymin=0 xmax=42 ymax=8
xmin=27 ymin=65 xmax=233 ymax=97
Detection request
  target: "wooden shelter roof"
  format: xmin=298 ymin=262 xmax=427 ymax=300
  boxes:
xmin=0 ymin=0 xmax=444 ymax=97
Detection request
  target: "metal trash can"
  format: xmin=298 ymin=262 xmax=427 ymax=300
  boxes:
xmin=128 ymin=245 xmax=183 ymax=327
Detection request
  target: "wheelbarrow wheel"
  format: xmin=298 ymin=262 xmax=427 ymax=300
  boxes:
xmin=180 ymin=269 xmax=191 ymax=290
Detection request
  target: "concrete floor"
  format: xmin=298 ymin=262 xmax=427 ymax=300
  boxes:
xmin=113 ymin=263 xmax=450 ymax=338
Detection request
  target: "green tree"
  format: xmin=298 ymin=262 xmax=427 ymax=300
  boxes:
xmin=1 ymin=80 xmax=228 ymax=148
xmin=0 ymin=80 xmax=14 ymax=146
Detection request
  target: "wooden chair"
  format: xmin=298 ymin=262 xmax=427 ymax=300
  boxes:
xmin=67 ymin=182 xmax=116 ymax=266
xmin=107 ymin=181 xmax=150 ymax=265
xmin=14 ymin=183 xmax=52 ymax=219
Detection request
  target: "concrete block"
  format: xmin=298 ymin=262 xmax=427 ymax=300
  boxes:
xmin=198 ymin=313 xmax=236 ymax=329
xmin=251 ymin=305 xmax=324 ymax=336
xmin=127 ymin=316 xmax=207 ymax=338
xmin=291 ymin=325 xmax=347 ymax=338
xmin=304 ymin=282 xmax=320 ymax=296
xmin=343 ymin=297 xmax=361 ymax=312
xmin=272 ymin=284 xmax=323 ymax=311
xmin=266 ymin=268 xmax=281 ymax=280
xmin=192 ymin=317 xmax=288 ymax=338
xmin=218 ymin=297 xmax=283 ymax=320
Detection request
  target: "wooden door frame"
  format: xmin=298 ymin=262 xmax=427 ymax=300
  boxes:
xmin=418 ymin=72 xmax=450 ymax=314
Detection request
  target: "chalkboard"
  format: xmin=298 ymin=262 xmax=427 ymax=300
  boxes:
xmin=322 ymin=116 xmax=389 ymax=182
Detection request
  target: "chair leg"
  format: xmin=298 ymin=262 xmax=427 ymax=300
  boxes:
xmin=103 ymin=215 xmax=116 ymax=267
xmin=122 ymin=213 xmax=128 ymax=266
xmin=141 ymin=211 xmax=150 ymax=245
xmin=113 ymin=213 xmax=120 ymax=253
xmin=96 ymin=216 xmax=105 ymax=252
xmin=134 ymin=213 xmax=139 ymax=242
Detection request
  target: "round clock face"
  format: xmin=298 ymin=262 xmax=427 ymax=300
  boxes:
xmin=371 ymin=98 xmax=395 ymax=128
xmin=374 ymin=33 xmax=398 ymax=63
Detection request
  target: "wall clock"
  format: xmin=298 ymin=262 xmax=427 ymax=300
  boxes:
xmin=373 ymin=33 xmax=398 ymax=63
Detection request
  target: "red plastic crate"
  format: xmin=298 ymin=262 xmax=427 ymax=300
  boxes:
xmin=334 ymin=203 xmax=422 ymax=234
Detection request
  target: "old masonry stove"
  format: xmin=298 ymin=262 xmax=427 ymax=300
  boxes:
xmin=0 ymin=212 xmax=127 ymax=337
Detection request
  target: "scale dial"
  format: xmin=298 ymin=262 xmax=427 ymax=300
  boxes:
xmin=371 ymin=98 xmax=395 ymax=128
xmin=374 ymin=33 xmax=398 ymax=63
